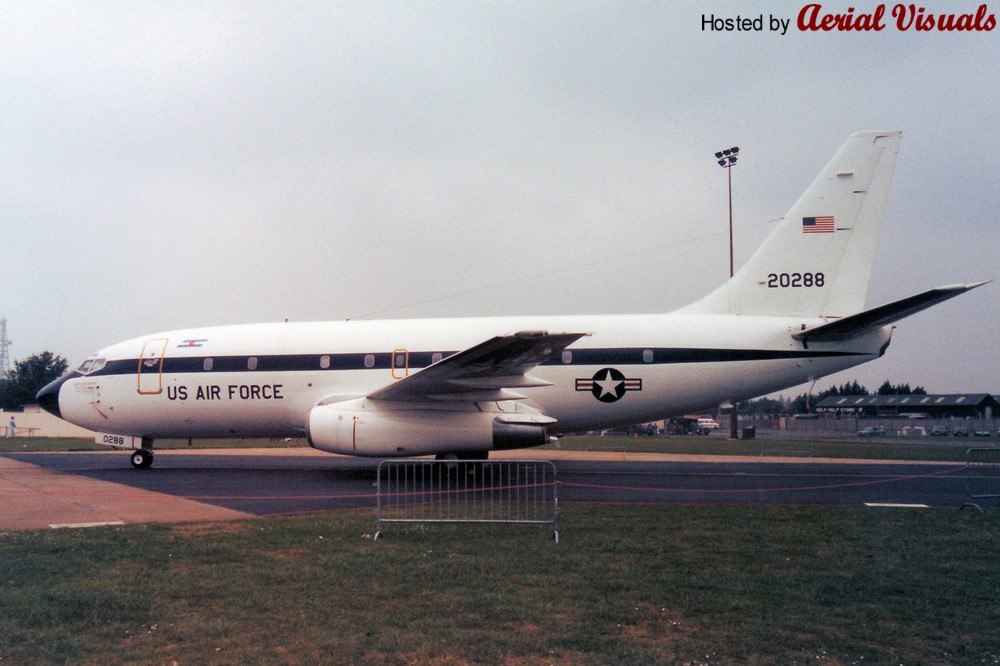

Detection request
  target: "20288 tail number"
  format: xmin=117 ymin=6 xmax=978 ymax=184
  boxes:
xmin=766 ymin=272 xmax=825 ymax=288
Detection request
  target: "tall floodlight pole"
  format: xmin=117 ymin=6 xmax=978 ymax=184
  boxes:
xmin=714 ymin=146 xmax=739 ymax=277
xmin=0 ymin=317 xmax=11 ymax=377
xmin=714 ymin=147 xmax=740 ymax=439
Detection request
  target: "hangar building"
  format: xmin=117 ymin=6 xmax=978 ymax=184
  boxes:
xmin=816 ymin=394 xmax=999 ymax=420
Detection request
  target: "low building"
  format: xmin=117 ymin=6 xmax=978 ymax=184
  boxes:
xmin=1 ymin=405 xmax=95 ymax=438
xmin=816 ymin=394 xmax=999 ymax=420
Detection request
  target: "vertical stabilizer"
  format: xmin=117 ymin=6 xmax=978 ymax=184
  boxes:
xmin=681 ymin=131 xmax=901 ymax=318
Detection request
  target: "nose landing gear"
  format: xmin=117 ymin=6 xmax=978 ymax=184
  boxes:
xmin=130 ymin=449 xmax=154 ymax=469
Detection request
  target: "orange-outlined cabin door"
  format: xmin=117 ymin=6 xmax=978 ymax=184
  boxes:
xmin=137 ymin=338 xmax=169 ymax=395
xmin=391 ymin=349 xmax=409 ymax=379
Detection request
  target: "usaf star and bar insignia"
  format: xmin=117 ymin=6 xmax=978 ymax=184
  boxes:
xmin=575 ymin=368 xmax=642 ymax=403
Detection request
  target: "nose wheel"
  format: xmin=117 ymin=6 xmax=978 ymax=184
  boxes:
xmin=130 ymin=449 xmax=154 ymax=469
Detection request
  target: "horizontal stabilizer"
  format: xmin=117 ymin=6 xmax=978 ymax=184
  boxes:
xmin=792 ymin=281 xmax=990 ymax=343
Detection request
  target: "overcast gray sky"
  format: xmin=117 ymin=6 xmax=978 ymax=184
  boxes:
xmin=2 ymin=1 xmax=997 ymax=395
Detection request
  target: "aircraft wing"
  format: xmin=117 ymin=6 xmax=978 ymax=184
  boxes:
xmin=367 ymin=331 xmax=588 ymax=402
xmin=792 ymin=281 xmax=990 ymax=343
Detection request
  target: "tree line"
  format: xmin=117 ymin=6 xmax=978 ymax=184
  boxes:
xmin=0 ymin=352 xmax=68 ymax=410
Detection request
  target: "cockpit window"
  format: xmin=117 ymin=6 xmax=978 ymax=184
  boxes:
xmin=76 ymin=358 xmax=106 ymax=375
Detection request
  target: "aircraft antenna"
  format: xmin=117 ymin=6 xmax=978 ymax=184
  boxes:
xmin=0 ymin=316 xmax=11 ymax=377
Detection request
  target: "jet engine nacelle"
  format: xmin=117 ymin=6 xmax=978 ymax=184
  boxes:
xmin=307 ymin=399 xmax=548 ymax=457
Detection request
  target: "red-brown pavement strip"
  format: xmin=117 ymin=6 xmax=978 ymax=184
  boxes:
xmin=0 ymin=454 xmax=253 ymax=531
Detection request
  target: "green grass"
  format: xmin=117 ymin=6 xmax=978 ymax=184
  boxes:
xmin=2 ymin=506 xmax=999 ymax=664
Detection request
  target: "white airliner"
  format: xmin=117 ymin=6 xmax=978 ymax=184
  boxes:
xmin=37 ymin=131 xmax=986 ymax=468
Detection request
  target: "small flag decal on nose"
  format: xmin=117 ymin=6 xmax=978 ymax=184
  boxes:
xmin=178 ymin=339 xmax=208 ymax=348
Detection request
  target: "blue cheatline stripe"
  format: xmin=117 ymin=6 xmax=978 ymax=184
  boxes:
xmin=81 ymin=347 xmax=866 ymax=379
xmin=542 ymin=347 xmax=863 ymax=366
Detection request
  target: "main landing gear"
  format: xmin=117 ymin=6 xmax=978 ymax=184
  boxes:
xmin=130 ymin=449 xmax=154 ymax=469
xmin=434 ymin=451 xmax=488 ymax=482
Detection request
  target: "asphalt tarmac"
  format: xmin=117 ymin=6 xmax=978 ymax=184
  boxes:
xmin=0 ymin=448 xmax=985 ymax=530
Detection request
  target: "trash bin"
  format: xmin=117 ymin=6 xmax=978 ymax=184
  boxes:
xmin=742 ymin=426 xmax=756 ymax=440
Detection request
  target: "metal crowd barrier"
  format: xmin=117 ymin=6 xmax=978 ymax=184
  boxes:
xmin=375 ymin=459 xmax=559 ymax=542
xmin=962 ymin=448 xmax=1000 ymax=512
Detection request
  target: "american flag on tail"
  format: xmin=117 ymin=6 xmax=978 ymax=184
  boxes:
xmin=802 ymin=216 xmax=835 ymax=233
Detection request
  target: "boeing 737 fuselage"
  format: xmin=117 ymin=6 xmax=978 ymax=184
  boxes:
xmin=37 ymin=131 xmax=987 ymax=467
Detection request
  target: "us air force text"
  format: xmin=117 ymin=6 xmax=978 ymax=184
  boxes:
xmin=167 ymin=384 xmax=284 ymax=401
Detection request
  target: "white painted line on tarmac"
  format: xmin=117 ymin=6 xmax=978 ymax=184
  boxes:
xmin=49 ymin=521 xmax=126 ymax=529
xmin=864 ymin=503 xmax=929 ymax=508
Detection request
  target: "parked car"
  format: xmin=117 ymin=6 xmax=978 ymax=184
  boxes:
xmin=953 ymin=427 xmax=970 ymax=437
xmin=930 ymin=426 xmax=948 ymax=436
xmin=857 ymin=426 xmax=885 ymax=436
xmin=973 ymin=428 xmax=991 ymax=437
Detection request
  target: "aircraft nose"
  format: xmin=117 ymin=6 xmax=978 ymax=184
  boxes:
xmin=36 ymin=374 xmax=70 ymax=419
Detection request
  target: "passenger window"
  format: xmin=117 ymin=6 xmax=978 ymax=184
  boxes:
xmin=562 ymin=350 xmax=572 ymax=364
xmin=432 ymin=352 xmax=443 ymax=364
xmin=320 ymin=355 xmax=330 ymax=369
xmin=364 ymin=354 xmax=375 ymax=368
xmin=247 ymin=357 xmax=258 ymax=370
xmin=643 ymin=349 xmax=653 ymax=363
xmin=203 ymin=358 xmax=214 ymax=371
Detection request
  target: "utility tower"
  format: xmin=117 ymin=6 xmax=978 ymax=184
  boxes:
xmin=0 ymin=317 xmax=11 ymax=377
